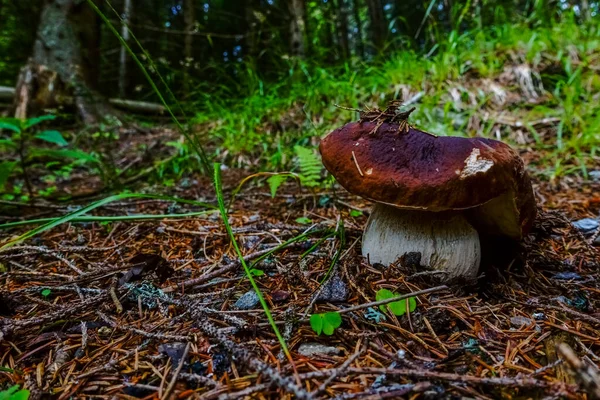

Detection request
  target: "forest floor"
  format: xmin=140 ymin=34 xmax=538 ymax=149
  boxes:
xmin=1 ymin=127 xmax=600 ymax=399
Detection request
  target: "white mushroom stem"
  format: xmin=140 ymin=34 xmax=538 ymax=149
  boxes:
xmin=362 ymin=204 xmax=481 ymax=281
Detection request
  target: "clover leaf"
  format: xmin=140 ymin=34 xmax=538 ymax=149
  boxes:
xmin=310 ymin=312 xmax=342 ymax=336
xmin=376 ymin=289 xmax=417 ymax=316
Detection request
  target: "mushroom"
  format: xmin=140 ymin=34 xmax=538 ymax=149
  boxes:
xmin=319 ymin=115 xmax=536 ymax=281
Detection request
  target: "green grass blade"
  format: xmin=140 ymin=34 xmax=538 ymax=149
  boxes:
xmin=104 ymin=1 xmax=187 ymax=119
xmin=0 ymin=210 xmax=216 ymax=229
xmin=86 ymin=0 xmax=211 ymax=174
xmin=250 ymin=228 xmax=329 ymax=268
xmin=0 ymin=193 xmax=215 ymax=248
xmin=415 ymin=0 xmax=437 ymax=39
xmin=213 ymin=162 xmax=291 ymax=360
xmin=319 ymin=220 xmax=345 ymax=284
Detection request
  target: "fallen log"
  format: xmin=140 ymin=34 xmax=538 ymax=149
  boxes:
xmin=0 ymin=86 xmax=166 ymax=115
xmin=0 ymin=86 xmax=15 ymax=101
xmin=108 ymin=98 xmax=165 ymax=114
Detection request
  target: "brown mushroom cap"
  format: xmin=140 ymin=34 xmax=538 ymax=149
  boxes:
xmin=319 ymin=121 xmax=536 ymax=239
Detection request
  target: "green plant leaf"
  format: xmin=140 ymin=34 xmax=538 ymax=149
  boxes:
xmin=29 ymin=149 xmax=100 ymax=164
xmin=25 ymin=114 xmax=56 ymax=129
xmin=0 ymin=121 xmax=21 ymax=134
xmin=295 ymin=217 xmax=312 ymax=225
xmin=0 ymin=139 xmax=18 ymax=148
xmin=350 ymin=210 xmax=363 ymax=217
xmin=309 ymin=313 xmax=324 ymax=335
xmin=267 ymin=174 xmax=288 ymax=198
xmin=249 ymin=268 xmax=264 ymax=277
xmin=407 ymin=297 xmax=417 ymax=312
xmin=376 ymin=289 xmax=416 ymax=316
xmin=41 ymin=289 xmax=51 ymax=297
xmin=322 ymin=312 xmax=342 ymax=335
xmin=310 ymin=312 xmax=342 ymax=336
xmin=0 ymin=161 xmax=17 ymax=190
xmin=0 ymin=385 xmax=30 ymax=400
xmin=294 ymin=146 xmax=322 ymax=188
xmin=34 ymin=130 xmax=68 ymax=147
xmin=387 ymin=298 xmax=407 ymax=315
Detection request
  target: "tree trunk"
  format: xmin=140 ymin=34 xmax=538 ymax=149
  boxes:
xmin=183 ymin=0 xmax=195 ymax=95
xmin=288 ymin=0 xmax=307 ymax=58
xmin=352 ymin=0 xmax=365 ymax=59
xmin=581 ymin=0 xmax=591 ymax=22
xmin=244 ymin=0 xmax=259 ymax=60
xmin=13 ymin=0 xmax=120 ymax=125
xmin=366 ymin=0 xmax=386 ymax=53
xmin=322 ymin=0 xmax=336 ymax=62
xmin=0 ymin=0 xmax=4 ymax=31
xmin=335 ymin=0 xmax=350 ymax=60
xmin=118 ymin=0 xmax=132 ymax=98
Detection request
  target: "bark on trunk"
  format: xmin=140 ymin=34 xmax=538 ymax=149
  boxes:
xmin=336 ymin=0 xmax=350 ymax=60
xmin=289 ymin=0 xmax=307 ymax=58
xmin=118 ymin=0 xmax=132 ymax=98
xmin=323 ymin=0 xmax=336 ymax=60
xmin=366 ymin=0 xmax=386 ymax=53
xmin=13 ymin=0 xmax=120 ymax=125
xmin=0 ymin=0 xmax=4 ymax=31
xmin=183 ymin=0 xmax=195 ymax=94
xmin=352 ymin=0 xmax=365 ymax=58
xmin=244 ymin=0 xmax=257 ymax=59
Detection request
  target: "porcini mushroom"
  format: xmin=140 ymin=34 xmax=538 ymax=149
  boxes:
xmin=319 ymin=107 xmax=536 ymax=281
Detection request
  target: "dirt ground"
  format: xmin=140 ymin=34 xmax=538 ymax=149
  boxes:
xmin=1 ymin=138 xmax=599 ymax=399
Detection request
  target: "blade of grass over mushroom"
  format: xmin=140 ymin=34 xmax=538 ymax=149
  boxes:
xmin=0 ymin=194 xmax=215 ymax=248
xmin=0 ymin=210 xmax=217 ymax=229
xmin=85 ymin=0 xmax=211 ymax=174
xmin=213 ymin=162 xmax=293 ymax=364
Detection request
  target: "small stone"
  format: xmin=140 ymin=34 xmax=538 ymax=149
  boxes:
xmin=571 ymin=218 xmax=599 ymax=236
xmin=270 ymin=290 xmax=290 ymax=303
xmin=297 ymin=343 xmax=342 ymax=357
xmin=243 ymin=235 xmax=261 ymax=250
xmin=98 ymin=326 xmax=112 ymax=336
xmin=211 ymin=350 xmax=231 ymax=375
xmin=552 ymin=272 xmax=582 ymax=280
xmin=74 ymin=347 xmax=85 ymax=359
xmin=589 ymin=170 xmax=600 ymax=181
xmin=75 ymin=234 xmax=86 ymax=245
xmin=158 ymin=342 xmax=188 ymax=366
xmin=179 ymin=178 xmax=196 ymax=188
xmin=234 ymin=290 xmax=260 ymax=310
xmin=316 ymin=274 xmax=348 ymax=303
xmin=510 ymin=316 xmax=532 ymax=327
xmin=533 ymin=312 xmax=545 ymax=320
xmin=245 ymin=214 xmax=261 ymax=223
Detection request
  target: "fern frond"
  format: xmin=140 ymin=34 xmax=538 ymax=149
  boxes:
xmin=267 ymin=174 xmax=288 ymax=198
xmin=294 ymin=146 xmax=322 ymax=188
